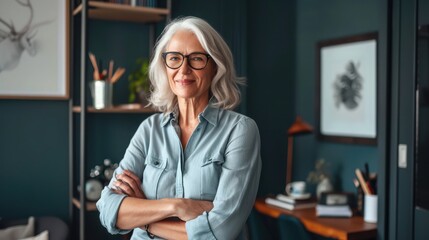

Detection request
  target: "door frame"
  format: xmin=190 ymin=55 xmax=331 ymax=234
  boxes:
xmin=389 ymin=0 xmax=417 ymax=239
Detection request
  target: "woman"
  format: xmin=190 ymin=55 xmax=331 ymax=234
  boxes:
xmin=97 ymin=16 xmax=262 ymax=240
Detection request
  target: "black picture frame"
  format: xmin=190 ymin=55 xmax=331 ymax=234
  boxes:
xmin=316 ymin=33 xmax=378 ymax=145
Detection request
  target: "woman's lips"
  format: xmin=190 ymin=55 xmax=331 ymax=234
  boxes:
xmin=175 ymin=79 xmax=195 ymax=85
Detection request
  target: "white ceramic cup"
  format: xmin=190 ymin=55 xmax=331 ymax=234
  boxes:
xmin=364 ymin=195 xmax=378 ymax=223
xmin=285 ymin=181 xmax=307 ymax=197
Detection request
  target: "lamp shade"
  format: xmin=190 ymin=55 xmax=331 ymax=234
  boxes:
xmin=288 ymin=116 xmax=313 ymax=136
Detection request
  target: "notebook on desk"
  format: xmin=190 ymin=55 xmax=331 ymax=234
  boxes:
xmin=316 ymin=204 xmax=353 ymax=217
xmin=265 ymin=196 xmax=317 ymax=211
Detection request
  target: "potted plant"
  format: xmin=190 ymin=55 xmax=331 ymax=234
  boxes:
xmin=128 ymin=58 xmax=150 ymax=105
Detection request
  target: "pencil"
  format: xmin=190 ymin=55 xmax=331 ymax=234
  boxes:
xmin=355 ymin=168 xmax=372 ymax=195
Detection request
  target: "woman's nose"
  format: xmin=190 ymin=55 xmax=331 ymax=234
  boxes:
xmin=180 ymin=58 xmax=191 ymax=74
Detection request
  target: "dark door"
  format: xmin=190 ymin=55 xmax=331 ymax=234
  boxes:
xmin=392 ymin=0 xmax=429 ymax=239
xmin=414 ymin=0 xmax=429 ymax=238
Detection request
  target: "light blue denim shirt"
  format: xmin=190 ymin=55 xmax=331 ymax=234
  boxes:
xmin=97 ymin=100 xmax=262 ymax=240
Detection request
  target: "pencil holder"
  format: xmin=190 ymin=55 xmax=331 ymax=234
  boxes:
xmin=364 ymin=195 xmax=378 ymax=223
xmin=90 ymin=80 xmax=112 ymax=109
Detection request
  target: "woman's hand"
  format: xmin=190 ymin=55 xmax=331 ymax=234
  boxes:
xmin=174 ymin=199 xmax=214 ymax=221
xmin=113 ymin=170 xmax=146 ymax=199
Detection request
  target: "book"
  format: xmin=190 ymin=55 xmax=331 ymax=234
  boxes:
xmin=265 ymin=197 xmax=317 ymax=210
xmin=316 ymin=204 xmax=353 ymax=217
xmin=276 ymin=194 xmax=317 ymax=204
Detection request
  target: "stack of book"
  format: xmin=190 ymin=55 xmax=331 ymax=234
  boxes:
xmin=265 ymin=194 xmax=317 ymax=211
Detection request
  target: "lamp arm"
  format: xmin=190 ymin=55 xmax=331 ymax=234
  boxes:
xmin=286 ymin=136 xmax=294 ymax=187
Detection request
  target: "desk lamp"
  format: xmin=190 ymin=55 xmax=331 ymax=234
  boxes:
xmin=286 ymin=116 xmax=313 ymax=187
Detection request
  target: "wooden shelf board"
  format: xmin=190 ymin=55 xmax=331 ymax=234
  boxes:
xmin=73 ymin=104 xmax=157 ymax=113
xmin=73 ymin=1 xmax=169 ymax=23
xmin=72 ymin=197 xmax=97 ymax=211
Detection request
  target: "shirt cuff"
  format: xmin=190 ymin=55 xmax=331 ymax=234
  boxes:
xmin=185 ymin=211 xmax=217 ymax=240
xmin=96 ymin=190 xmax=130 ymax=235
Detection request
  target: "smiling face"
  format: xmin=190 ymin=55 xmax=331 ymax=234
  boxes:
xmin=164 ymin=30 xmax=216 ymax=103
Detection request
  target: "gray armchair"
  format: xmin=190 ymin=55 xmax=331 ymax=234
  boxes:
xmin=0 ymin=216 xmax=69 ymax=240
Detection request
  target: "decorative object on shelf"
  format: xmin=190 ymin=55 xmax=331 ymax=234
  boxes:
xmin=77 ymin=160 xmax=118 ymax=202
xmin=0 ymin=0 xmax=69 ymax=99
xmin=317 ymin=32 xmax=378 ymax=145
xmin=88 ymin=52 xmax=126 ymax=82
xmin=285 ymin=116 xmax=313 ymax=188
xmin=90 ymin=80 xmax=113 ymax=109
xmin=128 ymin=58 xmax=150 ymax=105
xmin=103 ymin=158 xmax=118 ymax=182
xmin=88 ymin=53 xmax=126 ymax=109
xmin=83 ymin=165 xmax=104 ymax=201
xmin=85 ymin=178 xmax=103 ymax=202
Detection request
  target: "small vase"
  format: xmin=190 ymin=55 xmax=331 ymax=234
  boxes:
xmin=317 ymin=177 xmax=333 ymax=199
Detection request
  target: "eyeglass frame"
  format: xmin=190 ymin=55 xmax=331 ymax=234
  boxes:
xmin=161 ymin=51 xmax=212 ymax=70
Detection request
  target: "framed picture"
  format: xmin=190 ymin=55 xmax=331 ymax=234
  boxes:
xmin=316 ymin=33 xmax=377 ymax=145
xmin=0 ymin=0 xmax=69 ymax=99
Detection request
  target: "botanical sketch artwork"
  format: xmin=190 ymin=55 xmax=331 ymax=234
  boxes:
xmin=0 ymin=0 xmax=68 ymax=99
xmin=318 ymin=34 xmax=377 ymax=143
xmin=333 ymin=61 xmax=363 ymax=110
xmin=0 ymin=0 xmax=52 ymax=73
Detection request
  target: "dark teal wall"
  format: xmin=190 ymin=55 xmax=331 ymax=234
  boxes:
xmin=247 ymin=0 xmax=296 ymax=196
xmin=294 ymin=0 xmax=381 ymax=192
xmin=0 ymin=101 xmax=69 ymax=219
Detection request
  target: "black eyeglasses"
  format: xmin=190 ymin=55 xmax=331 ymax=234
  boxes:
xmin=162 ymin=52 xmax=211 ymax=70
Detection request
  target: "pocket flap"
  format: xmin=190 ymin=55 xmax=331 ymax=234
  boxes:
xmin=201 ymin=153 xmax=225 ymax=167
xmin=145 ymin=155 xmax=166 ymax=169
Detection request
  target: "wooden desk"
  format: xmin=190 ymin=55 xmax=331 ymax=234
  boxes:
xmin=254 ymin=198 xmax=377 ymax=240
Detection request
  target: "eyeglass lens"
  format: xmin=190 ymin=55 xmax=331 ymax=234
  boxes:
xmin=163 ymin=52 xmax=210 ymax=70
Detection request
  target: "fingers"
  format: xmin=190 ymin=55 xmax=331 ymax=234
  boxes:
xmin=114 ymin=170 xmax=145 ymax=198
xmin=123 ymin=170 xmax=141 ymax=184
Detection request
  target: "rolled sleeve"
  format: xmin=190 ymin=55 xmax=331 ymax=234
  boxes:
xmin=96 ymin=187 xmax=129 ymax=235
xmin=186 ymin=118 xmax=262 ymax=240
xmin=185 ymin=211 xmax=216 ymax=240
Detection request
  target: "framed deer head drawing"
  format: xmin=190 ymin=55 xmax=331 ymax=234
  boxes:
xmin=0 ymin=0 xmax=69 ymax=99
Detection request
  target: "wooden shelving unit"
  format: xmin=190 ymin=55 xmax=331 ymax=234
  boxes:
xmin=72 ymin=197 xmax=97 ymax=211
xmin=72 ymin=104 xmax=158 ymax=113
xmin=73 ymin=1 xmax=170 ymax=23
xmin=70 ymin=1 xmax=171 ymax=239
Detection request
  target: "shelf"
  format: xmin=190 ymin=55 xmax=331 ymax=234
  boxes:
xmin=73 ymin=1 xmax=170 ymax=23
xmin=72 ymin=198 xmax=98 ymax=211
xmin=73 ymin=104 xmax=158 ymax=113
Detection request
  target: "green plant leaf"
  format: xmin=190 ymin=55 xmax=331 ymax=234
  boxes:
xmin=128 ymin=58 xmax=150 ymax=103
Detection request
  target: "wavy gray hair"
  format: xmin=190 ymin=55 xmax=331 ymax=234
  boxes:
xmin=148 ymin=16 xmax=244 ymax=112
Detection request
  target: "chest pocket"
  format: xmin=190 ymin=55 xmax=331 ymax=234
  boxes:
xmin=200 ymin=154 xmax=225 ymax=200
xmin=143 ymin=155 xmax=167 ymax=199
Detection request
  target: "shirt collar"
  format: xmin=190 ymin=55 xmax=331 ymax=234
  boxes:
xmin=161 ymin=98 xmax=219 ymax=127
xmin=161 ymin=106 xmax=178 ymax=127
xmin=199 ymin=97 xmax=219 ymax=126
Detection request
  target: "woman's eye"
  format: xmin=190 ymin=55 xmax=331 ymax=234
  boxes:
xmin=169 ymin=56 xmax=181 ymax=61
xmin=191 ymin=56 xmax=203 ymax=61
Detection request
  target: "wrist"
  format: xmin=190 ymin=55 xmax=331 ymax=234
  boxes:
xmin=163 ymin=198 xmax=180 ymax=218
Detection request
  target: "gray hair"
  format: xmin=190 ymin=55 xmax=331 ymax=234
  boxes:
xmin=148 ymin=16 xmax=244 ymax=112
